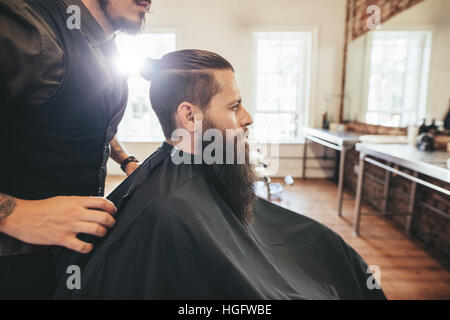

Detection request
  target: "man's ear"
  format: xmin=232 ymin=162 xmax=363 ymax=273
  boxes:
xmin=176 ymin=102 xmax=203 ymax=133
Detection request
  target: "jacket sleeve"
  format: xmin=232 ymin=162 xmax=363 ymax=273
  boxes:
xmin=0 ymin=0 xmax=43 ymax=107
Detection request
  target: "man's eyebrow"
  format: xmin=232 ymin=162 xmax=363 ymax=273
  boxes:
xmin=228 ymin=98 xmax=242 ymax=106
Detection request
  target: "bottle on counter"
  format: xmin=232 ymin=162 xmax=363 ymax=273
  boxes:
xmin=321 ymin=112 xmax=330 ymax=130
xmin=418 ymin=118 xmax=428 ymax=134
xmin=428 ymin=119 xmax=438 ymax=133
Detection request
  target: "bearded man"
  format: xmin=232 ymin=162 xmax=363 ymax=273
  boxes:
xmin=0 ymin=0 xmax=151 ymax=299
xmin=54 ymin=50 xmax=386 ymax=300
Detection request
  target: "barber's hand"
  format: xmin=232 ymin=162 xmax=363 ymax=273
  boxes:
xmin=0 ymin=196 xmax=117 ymax=254
xmin=125 ymin=161 xmax=140 ymax=176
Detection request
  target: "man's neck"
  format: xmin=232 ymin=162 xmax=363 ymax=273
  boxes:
xmin=81 ymin=0 xmax=115 ymax=40
xmin=165 ymin=137 xmax=200 ymax=156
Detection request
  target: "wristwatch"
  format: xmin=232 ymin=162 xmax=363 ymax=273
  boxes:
xmin=120 ymin=156 xmax=139 ymax=172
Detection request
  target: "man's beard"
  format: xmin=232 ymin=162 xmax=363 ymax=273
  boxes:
xmin=200 ymin=118 xmax=257 ymax=227
xmin=98 ymin=0 xmax=146 ymax=35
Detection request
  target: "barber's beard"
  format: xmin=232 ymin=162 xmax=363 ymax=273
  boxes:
xmin=98 ymin=0 xmax=146 ymax=35
xmin=200 ymin=119 xmax=257 ymax=227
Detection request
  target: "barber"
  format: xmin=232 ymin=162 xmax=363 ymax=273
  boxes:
xmin=0 ymin=0 xmax=151 ymax=298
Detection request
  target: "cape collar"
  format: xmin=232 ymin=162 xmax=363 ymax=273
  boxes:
xmin=107 ymin=142 xmax=174 ymax=207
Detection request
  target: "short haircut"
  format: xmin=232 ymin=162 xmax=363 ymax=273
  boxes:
xmin=141 ymin=50 xmax=234 ymax=138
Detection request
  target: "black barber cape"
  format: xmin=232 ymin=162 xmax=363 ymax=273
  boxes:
xmin=54 ymin=142 xmax=386 ymax=300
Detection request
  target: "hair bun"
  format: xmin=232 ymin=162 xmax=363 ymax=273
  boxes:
xmin=140 ymin=58 xmax=162 ymax=81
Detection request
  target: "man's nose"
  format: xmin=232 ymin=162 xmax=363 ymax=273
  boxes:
xmin=240 ymin=105 xmax=253 ymax=128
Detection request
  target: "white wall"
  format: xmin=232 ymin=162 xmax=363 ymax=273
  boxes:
xmin=425 ymin=0 xmax=450 ymax=121
xmin=108 ymin=0 xmax=347 ymax=177
xmin=344 ymin=0 xmax=450 ymax=124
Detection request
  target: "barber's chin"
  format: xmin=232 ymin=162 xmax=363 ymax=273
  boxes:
xmin=119 ymin=18 xmax=143 ymax=34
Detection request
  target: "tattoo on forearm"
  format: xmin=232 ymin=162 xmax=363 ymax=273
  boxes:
xmin=0 ymin=193 xmax=17 ymax=223
xmin=109 ymin=137 xmax=129 ymax=164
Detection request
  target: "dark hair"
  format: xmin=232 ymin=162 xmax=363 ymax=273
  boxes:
xmin=140 ymin=50 xmax=234 ymax=138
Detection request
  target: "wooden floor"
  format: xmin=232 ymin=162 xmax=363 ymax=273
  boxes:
xmin=106 ymin=175 xmax=450 ymax=300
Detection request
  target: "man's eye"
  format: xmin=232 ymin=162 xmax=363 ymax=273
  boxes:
xmin=231 ymin=104 xmax=239 ymax=111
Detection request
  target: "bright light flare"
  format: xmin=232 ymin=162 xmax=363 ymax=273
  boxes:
xmin=115 ymin=32 xmax=176 ymax=75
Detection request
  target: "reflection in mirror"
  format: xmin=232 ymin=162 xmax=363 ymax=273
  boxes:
xmin=344 ymin=0 xmax=450 ymax=128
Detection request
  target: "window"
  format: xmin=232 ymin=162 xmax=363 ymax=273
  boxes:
xmin=365 ymin=31 xmax=431 ymax=127
xmin=115 ymin=32 xmax=176 ymax=142
xmin=252 ymin=32 xmax=312 ymax=141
